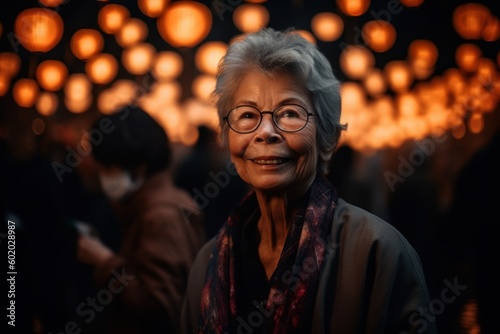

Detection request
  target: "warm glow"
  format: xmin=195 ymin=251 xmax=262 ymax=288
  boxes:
xmin=36 ymin=92 xmax=58 ymax=116
xmin=14 ymin=8 xmax=64 ymax=52
xmin=195 ymin=41 xmax=227 ymax=76
xmin=122 ymin=43 xmax=156 ymax=75
xmin=0 ymin=52 xmax=21 ymax=78
xmin=36 ymin=60 xmax=68 ymax=92
xmin=468 ymin=113 xmax=484 ymax=133
xmin=384 ymin=60 xmax=414 ymax=93
xmin=396 ymin=92 xmax=420 ymax=118
xmin=340 ymin=45 xmax=375 ymax=80
xmin=363 ymin=68 xmax=387 ymax=98
xmin=311 ymin=12 xmax=344 ymax=42
xmin=408 ymin=39 xmax=438 ymax=80
xmin=152 ymin=51 xmax=183 ymax=81
xmin=340 ymin=82 xmax=366 ymax=112
xmin=452 ymin=121 xmax=466 ymax=139
xmin=455 ymin=43 xmax=482 ymax=73
xmin=482 ymin=16 xmax=500 ymax=41
xmin=336 ymin=0 xmax=370 ymax=16
xmin=64 ymin=73 xmax=92 ymax=101
xmin=453 ymin=2 xmax=490 ymax=40
xmin=39 ymin=0 xmax=65 ymax=7
xmin=98 ymin=4 xmax=130 ymax=34
xmin=192 ymin=74 xmax=216 ymax=101
xmin=115 ymin=18 xmax=148 ymax=48
xmin=97 ymin=80 xmax=138 ymax=114
xmin=71 ymin=29 xmax=104 ymax=60
xmin=0 ymin=73 xmax=10 ymax=96
xmin=13 ymin=78 xmax=39 ymax=108
xmin=138 ymin=0 xmax=168 ymax=18
xmin=362 ymin=20 xmax=397 ymax=53
xmin=86 ymin=53 xmax=118 ymax=85
xmin=475 ymin=57 xmax=496 ymax=82
xmin=400 ymin=0 xmax=424 ymax=7
xmin=233 ymin=4 xmax=270 ymax=33
xmin=65 ymin=95 xmax=92 ymax=114
xmin=157 ymin=1 xmax=212 ymax=48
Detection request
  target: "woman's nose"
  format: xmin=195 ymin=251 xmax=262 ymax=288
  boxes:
xmin=254 ymin=113 xmax=282 ymax=143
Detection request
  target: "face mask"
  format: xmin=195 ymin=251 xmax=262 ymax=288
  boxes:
xmin=98 ymin=171 xmax=143 ymax=201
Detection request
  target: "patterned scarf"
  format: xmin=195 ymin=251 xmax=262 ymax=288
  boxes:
xmin=199 ymin=175 xmax=338 ymax=333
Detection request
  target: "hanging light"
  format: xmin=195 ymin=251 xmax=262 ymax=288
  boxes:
xmin=115 ymin=18 xmax=148 ymax=48
xmin=339 ymin=45 xmax=375 ymax=80
xmin=336 ymin=0 xmax=370 ymax=16
xmin=14 ymin=8 xmax=64 ymax=52
xmin=98 ymin=4 xmax=130 ymax=34
xmin=86 ymin=53 xmax=118 ymax=84
xmin=0 ymin=52 xmax=21 ymax=78
xmin=64 ymin=73 xmax=92 ymax=101
xmin=407 ymin=39 xmax=438 ymax=80
xmin=311 ymin=12 xmax=344 ymax=42
xmin=13 ymin=78 xmax=39 ymax=108
xmin=157 ymin=1 xmax=212 ymax=48
xmin=70 ymin=29 xmax=104 ymax=60
xmin=363 ymin=68 xmax=387 ymax=98
xmin=482 ymin=16 xmax=500 ymax=42
xmin=195 ymin=41 xmax=228 ymax=75
xmin=36 ymin=92 xmax=58 ymax=116
xmin=36 ymin=60 xmax=68 ymax=92
xmin=453 ymin=2 xmax=490 ymax=40
xmin=233 ymin=4 xmax=269 ymax=33
xmin=122 ymin=43 xmax=156 ymax=75
xmin=455 ymin=43 xmax=482 ymax=73
xmin=384 ymin=60 xmax=414 ymax=93
xmin=138 ymin=0 xmax=168 ymax=18
xmin=362 ymin=20 xmax=397 ymax=53
xmin=192 ymin=74 xmax=216 ymax=101
xmin=152 ymin=51 xmax=183 ymax=81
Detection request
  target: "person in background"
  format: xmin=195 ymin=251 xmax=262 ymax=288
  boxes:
xmin=181 ymin=28 xmax=437 ymax=333
xmin=77 ymin=105 xmax=206 ymax=333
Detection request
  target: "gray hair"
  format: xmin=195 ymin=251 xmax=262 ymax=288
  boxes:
xmin=212 ymin=27 xmax=346 ymax=174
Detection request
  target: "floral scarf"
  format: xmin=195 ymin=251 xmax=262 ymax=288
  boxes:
xmin=198 ymin=175 xmax=338 ymax=333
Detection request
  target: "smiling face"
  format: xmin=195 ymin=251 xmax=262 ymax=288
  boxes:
xmin=227 ymin=71 xmax=319 ymax=196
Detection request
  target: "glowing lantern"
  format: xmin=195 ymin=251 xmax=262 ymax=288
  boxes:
xmin=468 ymin=113 xmax=483 ymax=133
xmin=455 ymin=43 xmax=482 ymax=73
xmin=195 ymin=41 xmax=228 ymax=75
xmin=0 ymin=52 xmax=21 ymax=78
xmin=36 ymin=60 xmax=68 ymax=92
xmin=115 ymin=18 xmax=148 ymax=48
xmin=311 ymin=12 xmax=344 ymax=42
xmin=396 ymin=92 xmax=420 ymax=118
xmin=138 ymin=0 xmax=168 ymax=18
xmin=13 ymin=78 xmax=39 ymax=108
xmin=363 ymin=68 xmax=387 ymax=98
xmin=362 ymin=20 xmax=397 ymax=53
xmin=475 ymin=57 xmax=496 ymax=82
xmin=14 ymin=8 xmax=64 ymax=52
xmin=86 ymin=53 xmax=118 ymax=84
xmin=152 ymin=51 xmax=183 ymax=81
xmin=384 ymin=60 xmax=413 ymax=93
xmin=70 ymin=29 xmax=104 ymax=60
xmin=400 ymin=0 xmax=424 ymax=7
xmin=483 ymin=16 xmax=500 ymax=41
xmin=407 ymin=39 xmax=438 ymax=80
xmin=36 ymin=92 xmax=58 ymax=116
xmin=340 ymin=82 xmax=366 ymax=112
xmin=65 ymin=95 xmax=92 ymax=114
xmin=65 ymin=73 xmax=92 ymax=101
xmin=157 ymin=1 xmax=212 ymax=48
xmin=339 ymin=45 xmax=375 ymax=80
xmin=453 ymin=3 xmax=490 ymax=40
xmin=98 ymin=4 xmax=130 ymax=34
xmin=122 ymin=43 xmax=156 ymax=75
xmin=233 ymin=4 xmax=269 ymax=33
xmin=39 ymin=0 xmax=65 ymax=7
xmin=336 ymin=0 xmax=370 ymax=16
xmin=192 ymin=74 xmax=216 ymax=101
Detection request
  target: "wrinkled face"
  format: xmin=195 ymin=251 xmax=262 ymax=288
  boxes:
xmin=227 ymin=71 xmax=319 ymax=195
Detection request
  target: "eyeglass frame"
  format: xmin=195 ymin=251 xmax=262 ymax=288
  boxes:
xmin=223 ymin=103 xmax=317 ymax=134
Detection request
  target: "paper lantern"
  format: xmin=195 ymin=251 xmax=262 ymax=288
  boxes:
xmin=336 ymin=0 xmax=370 ymax=16
xmin=98 ymin=4 xmax=130 ymax=34
xmin=362 ymin=20 xmax=397 ymax=53
xmin=152 ymin=51 xmax=183 ymax=81
xmin=86 ymin=53 xmax=118 ymax=84
xmin=311 ymin=12 xmax=344 ymax=42
xmin=138 ymin=0 xmax=168 ymax=18
xmin=122 ymin=43 xmax=156 ymax=75
xmin=13 ymin=78 xmax=39 ymax=108
xmin=70 ymin=29 xmax=104 ymax=60
xmin=14 ymin=8 xmax=64 ymax=52
xmin=36 ymin=60 xmax=68 ymax=91
xmin=0 ymin=52 xmax=21 ymax=78
xmin=115 ymin=18 xmax=148 ymax=48
xmin=340 ymin=45 xmax=375 ymax=80
xmin=233 ymin=4 xmax=269 ymax=33
xmin=455 ymin=43 xmax=482 ymax=73
xmin=195 ymin=41 xmax=228 ymax=75
xmin=453 ymin=2 xmax=490 ymax=40
xmin=384 ymin=60 xmax=414 ymax=93
xmin=36 ymin=92 xmax=58 ymax=116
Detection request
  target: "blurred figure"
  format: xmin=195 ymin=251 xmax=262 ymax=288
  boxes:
xmin=76 ymin=105 xmax=206 ymax=334
xmin=174 ymin=125 xmax=249 ymax=239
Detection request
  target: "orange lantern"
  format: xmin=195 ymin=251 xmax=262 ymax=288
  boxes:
xmin=70 ymin=29 xmax=104 ymax=60
xmin=192 ymin=74 xmax=216 ymax=101
xmin=0 ymin=52 xmax=21 ymax=78
xmin=122 ymin=43 xmax=156 ymax=75
xmin=152 ymin=51 xmax=184 ymax=81
xmin=453 ymin=3 xmax=490 ymax=40
xmin=339 ymin=45 xmax=375 ymax=80
xmin=363 ymin=68 xmax=387 ymax=98
xmin=36 ymin=60 xmax=68 ymax=91
xmin=14 ymin=8 xmax=64 ymax=52
xmin=362 ymin=20 xmax=397 ymax=53
xmin=86 ymin=53 xmax=118 ymax=84
xmin=157 ymin=1 xmax=212 ymax=48
xmin=384 ymin=60 xmax=413 ymax=93
xmin=455 ymin=43 xmax=482 ymax=73
xmin=311 ymin=12 xmax=344 ymax=42
xmin=13 ymin=78 xmax=39 ymax=108
xmin=336 ymin=0 xmax=370 ymax=17
xmin=138 ymin=0 xmax=168 ymax=18
xmin=407 ymin=39 xmax=438 ymax=80
xmin=39 ymin=0 xmax=65 ymax=7
xmin=36 ymin=92 xmax=59 ymax=116
xmin=115 ymin=18 xmax=148 ymax=48
xmin=64 ymin=73 xmax=92 ymax=101
xmin=233 ymin=4 xmax=269 ymax=33
xmin=482 ymin=16 xmax=500 ymax=42
xmin=98 ymin=4 xmax=130 ymax=34
xmin=195 ymin=41 xmax=228 ymax=75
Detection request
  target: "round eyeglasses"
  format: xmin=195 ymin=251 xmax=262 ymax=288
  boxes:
xmin=223 ymin=104 xmax=316 ymax=134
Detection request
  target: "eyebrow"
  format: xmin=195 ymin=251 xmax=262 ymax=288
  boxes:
xmin=234 ymin=97 xmax=308 ymax=108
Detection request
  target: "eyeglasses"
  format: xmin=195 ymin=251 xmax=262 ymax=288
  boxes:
xmin=223 ymin=104 xmax=316 ymax=134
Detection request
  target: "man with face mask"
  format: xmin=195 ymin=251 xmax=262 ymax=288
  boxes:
xmin=76 ymin=105 xmax=206 ymax=334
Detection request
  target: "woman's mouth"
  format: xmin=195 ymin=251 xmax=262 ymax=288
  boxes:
xmin=253 ymin=158 xmax=289 ymax=165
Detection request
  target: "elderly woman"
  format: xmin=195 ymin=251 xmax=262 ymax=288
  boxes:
xmin=181 ymin=28 xmax=437 ymax=334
